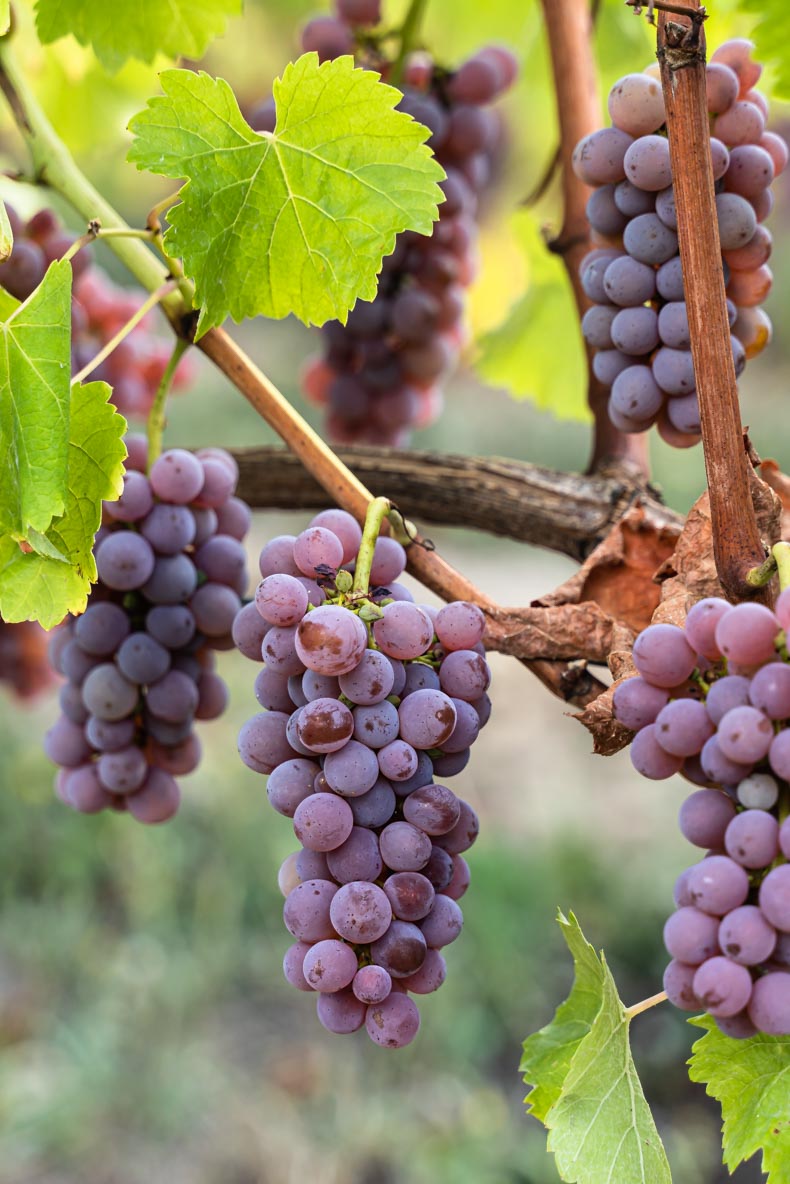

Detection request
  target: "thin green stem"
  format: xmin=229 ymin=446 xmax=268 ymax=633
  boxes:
xmin=353 ymin=497 xmax=392 ymax=593
xmin=73 ymin=279 xmax=178 ymax=384
xmin=147 ymin=190 xmax=181 ymax=231
xmin=773 ymin=542 xmax=790 ymax=593
xmin=390 ymin=0 xmax=429 ymax=85
xmin=625 ymin=990 xmax=668 ymax=1020
xmin=746 ymin=553 xmax=777 ymax=589
xmin=0 ymin=36 xmax=189 ymax=319
xmin=147 ymin=338 xmax=190 ymax=468
xmin=60 ymin=225 xmax=159 ymax=265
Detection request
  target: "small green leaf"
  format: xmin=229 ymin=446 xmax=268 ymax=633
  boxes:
xmin=520 ymin=911 xmax=605 ymax=1121
xmin=688 ymin=1015 xmax=790 ymax=1183
xmin=0 ymin=259 xmax=72 ymax=541
xmin=35 ymin=0 xmax=242 ymax=73
xmin=522 ymin=912 xmax=671 ymax=1184
xmin=127 ymin=57 xmax=445 ymax=336
xmin=0 ymin=0 xmax=9 ymax=35
xmin=0 ymin=200 xmax=13 ymax=262
xmin=0 ymin=381 xmax=127 ymax=628
xmin=475 ymin=212 xmax=589 ymax=422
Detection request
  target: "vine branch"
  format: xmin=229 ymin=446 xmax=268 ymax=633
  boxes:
xmin=657 ymin=10 xmax=769 ymax=603
xmin=231 ymin=445 xmax=682 ymax=561
xmin=539 ymin=0 xmax=650 ymax=479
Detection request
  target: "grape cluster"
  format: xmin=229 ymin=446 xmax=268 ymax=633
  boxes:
xmin=613 ymin=597 xmax=790 ymax=1036
xmin=573 ymin=39 xmax=787 ymax=446
xmin=235 ymin=510 xmax=491 ymax=1047
xmin=0 ymin=206 xmax=193 ymax=420
xmin=252 ymin=2 xmax=517 ymax=445
xmin=45 ymin=439 xmax=251 ymax=823
xmin=0 ymin=619 xmax=57 ymax=699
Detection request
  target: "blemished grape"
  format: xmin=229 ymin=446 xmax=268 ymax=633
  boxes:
xmin=236 ymin=512 xmax=489 ymax=1045
xmin=693 ymin=957 xmax=754 ymax=1017
xmin=365 ymin=992 xmax=421 ymax=1048
xmin=718 ymin=906 xmax=777 ymax=965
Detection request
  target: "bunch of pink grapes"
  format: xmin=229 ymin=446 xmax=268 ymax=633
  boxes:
xmin=234 ymin=508 xmax=492 ymax=1047
xmin=614 ymin=595 xmax=790 ymax=1037
xmin=574 ymin=39 xmax=786 ymax=446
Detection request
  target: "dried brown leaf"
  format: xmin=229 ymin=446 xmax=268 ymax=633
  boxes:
xmin=534 ymin=505 xmax=680 ymax=633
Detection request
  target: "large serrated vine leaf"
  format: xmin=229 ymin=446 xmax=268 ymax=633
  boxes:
xmin=0 ymin=259 xmax=72 ymax=541
xmin=521 ymin=912 xmax=671 ymax=1184
xmin=127 ymin=57 xmax=445 ymax=336
xmin=0 ymin=381 xmax=126 ymax=629
xmin=688 ymin=1015 xmax=790 ymax=1183
xmin=34 ymin=0 xmax=241 ymax=73
xmin=520 ymin=912 xmax=605 ymax=1122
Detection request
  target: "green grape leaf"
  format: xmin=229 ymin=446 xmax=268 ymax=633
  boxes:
xmin=127 ymin=57 xmax=445 ymax=336
xmin=738 ymin=1 xmax=790 ymax=97
xmin=475 ymin=213 xmax=589 ymax=422
xmin=0 ymin=381 xmax=127 ymax=629
xmin=688 ymin=1015 xmax=790 ymax=1183
xmin=0 ymin=259 xmax=72 ymax=541
xmin=521 ymin=912 xmax=671 ymax=1184
xmin=520 ymin=912 xmax=606 ymax=1122
xmin=35 ymin=0 xmax=242 ymax=73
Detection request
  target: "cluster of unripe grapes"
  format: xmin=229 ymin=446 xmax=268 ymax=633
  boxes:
xmin=234 ymin=509 xmax=491 ymax=1047
xmin=0 ymin=205 xmax=193 ymax=420
xmin=45 ymin=441 xmax=251 ymax=823
xmin=574 ymin=39 xmax=786 ymax=446
xmin=265 ymin=1 xmax=518 ymax=445
xmin=614 ymin=597 xmax=790 ymax=1036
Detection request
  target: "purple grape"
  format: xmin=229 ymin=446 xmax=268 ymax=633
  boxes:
xmin=117 ymin=632 xmax=171 ymax=684
xmin=283 ymin=879 xmax=338 ymax=942
xmin=632 ymin=623 xmax=697 ymax=688
xmin=715 ymin=602 xmax=779 ymax=664
xmin=380 ymin=821 xmax=432 ymax=872
xmin=663 ymin=906 xmax=721 ymax=963
xmin=724 ymin=809 xmax=779 ymax=868
xmin=352 ymin=700 xmax=400 ymax=748
xmin=352 ymin=965 xmax=392 ymax=1005
xmin=679 ymin=789 xmax=737 ymax=849
xmin=378 ymin=739 xmax=419 ymax=782
xmin=97 ymin=746 xmax=148 ymax=794
xmin=302 ymin=939 xmax=359 ymax=993
xmin=602 ymin=255 xmax=657 ymax=306
xmin=663 ymin=959 xmax=699 ymax=1010
xmin=149 ymin=448 xmax=204 ymax=504
xmin=572 ymin=127 xmax=634 ymax=185
xmin=283 ymin=941 xmax=312 ymax=991
xmin=317 ymin=989 xmax=367 ymax=1035
xmin=623 ymin=212 xmax=678 ymax=264
xmin=148 ymin=605 xmax=197 ymax=651
xmin=365 ymin=992 xmax=421 ymax=1048
xmin=95 ymin=532 xmax=155 ymax=591
xmin=127 ymin=767 xmax=180 ymax=823
xmin=758 ymin=865 xmax=790 ymax=932
xmin=238 ymin=711 xmax=293 ymax=774
xmin=747 ymin=972 xmax=790 ymax=1034
xmin=309 ymin=509 xmax=362 ymax=564
xmin=82 ymin=663 xmax=138 ymax=721
xmin=630 ymin=724 xmax=683 ymax=779
xmin=296 ymin=697 xmax=354 ymax=754
xmin=323 ymin=739 xmax=380 ymax=796
xmin=654 ymin=699 xmax=714 ymax=757
xmin=267 ymin=758 xmax=319 ymax=817
xmin=140 ymin=504 xmax=196 ymax=554
xmin=330 ymin=881 xmax=392 ymax=943
xmin=370 ymin=920 xmax=427 ymax=977
xmin=420 ymin=894 xmax=464 ymax=949
xmin=338 ymin=650 xmax=394 ymax=705
xmin=612 ymin=677 xmax=669 ymax=731
xmin=748 ymin=663 xmax=790 ymax=718
xmin=295 ymin=605 xmax=368 ymax=676
xmin=718 ymin=905 xmax=777 ymax=965
xmin=705 ymin=675 xmax=751 ymax=725
xmin=403 ymin=784 xmax=461 ymax=835
xmin=687 ymin=855 xmax=750 ymax=915
xmin=73 ymin=602 xmax=130 ymax=656
xmin=326 ymin=826 xmax=384 ymax=883
xmin=293 ymin=791 xmax=354 ymax=852
xmin=43 ymin=716 xmax=92 ymax=767
xmin=623 ymin=134 xmax=672 ymax=190
xmin=348 ymin=777 xmax=397 ymax=828
xmin=693 ymin=956 xmax=753 ymax=1017
xmin=717 ymin=705 xmax=773 ymax=764
xmin=433 ymin=799 xmax=479 ymax=855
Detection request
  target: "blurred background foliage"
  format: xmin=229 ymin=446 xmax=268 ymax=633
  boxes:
xmin=0 ymin=0 xmax=787 ymax=1181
